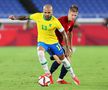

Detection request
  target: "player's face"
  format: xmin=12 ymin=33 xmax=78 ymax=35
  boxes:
xmin=68 ymin=10 xmax=78 ymax=21
xmin=43 ymin=8 xmax=53 ymax=20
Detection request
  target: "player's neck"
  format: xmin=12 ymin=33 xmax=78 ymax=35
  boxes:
xmin=43 ymin=15 xmax=52 ymax=21
xmin=68 ymin=19 xmax=74 ymax=23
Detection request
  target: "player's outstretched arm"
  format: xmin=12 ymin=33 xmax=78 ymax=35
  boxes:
xmin=8 ymin=15 xmax=29 ymax=20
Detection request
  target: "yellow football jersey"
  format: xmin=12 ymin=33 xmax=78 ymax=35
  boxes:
xmin=29 ymin=13 xmax=64 ymax=44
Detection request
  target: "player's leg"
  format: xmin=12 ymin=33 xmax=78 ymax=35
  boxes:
xmin=37 ymin=42 xmax=50 ymax=74
xmin=50 ymin=43 xmax=80 ymax=85
xmin=60 ymin=54 xmax=80 ymax=85
xmin=47 ymin=49 xmax=61 ymax=64
xmin=57 ymin=46 xmax=79 ymax=85
xmin=50 ymin=43 xmax=74 ymax=77
xmin=50 ymin=60 xmax=60 ymax=74
xmin=57 ymin=65 xmax=70 ymax=84
xmin=57 ymin=47 xmax=69 ymax=84
xmin=37 ymin=42 xmax=54 ymax=84
xmin=49 ymin=46 xmax=68 ymax=83
xmin=47 ymin=49 xmax=61 ymax=84
xmin=47 ymin=48 xmax=61 ymax=74
xmin=49 ymin=54 xmax=68 ymax=84
xmin=59 ymin=55 xmax=80 ymax=85
xmin=48 ymin=48 xmax=64 ymax=75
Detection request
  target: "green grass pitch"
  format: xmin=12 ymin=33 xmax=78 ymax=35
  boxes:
xmin=0 ymin=46 xmax=108 ymax=90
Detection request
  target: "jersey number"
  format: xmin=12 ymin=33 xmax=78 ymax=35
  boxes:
xmin=42 ymin=24 xmax=52 ymax=30
xmin=56 ymin=44 xmax=61 ymax=51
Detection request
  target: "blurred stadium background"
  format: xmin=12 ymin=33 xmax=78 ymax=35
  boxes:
xmin=0 ymin=0 xmax=108 ymax=46
xmin=0 ymin=0 xmax=108 ymax=90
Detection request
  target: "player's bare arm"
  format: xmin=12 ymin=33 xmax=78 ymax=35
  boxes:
xmin=8 ymin=15 xmax=29 ymax=20
xmin=61 ymin=31 xmax=71 ymax=56
xmin=68 ymin=31 xmax=73 ymax=52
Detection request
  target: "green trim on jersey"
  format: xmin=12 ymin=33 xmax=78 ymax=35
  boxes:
xmin=28 ymin=15 xmax=31 ymax=20
xmin=43 ymin=15 xmax=52 ymax=21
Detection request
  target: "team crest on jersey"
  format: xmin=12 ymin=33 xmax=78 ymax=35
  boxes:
xmin=49 ymin=24 xmax=52 ymax=27
xmin=42 ymin=24 xmax=52 ymax=30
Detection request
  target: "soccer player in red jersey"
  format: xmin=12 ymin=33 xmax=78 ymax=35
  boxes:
xmin=49 ymin=5 xmax=80 ymax=85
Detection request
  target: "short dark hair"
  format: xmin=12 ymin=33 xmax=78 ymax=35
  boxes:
xmin=69 ymin=4 xmax=78 ymax=12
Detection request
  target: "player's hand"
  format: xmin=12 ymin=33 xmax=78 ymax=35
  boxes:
xmin=53 ymin=55 xmax=61 ymax=64
xmin=70 ymin=47 xmax=73 ymax=57
xmin=8 ymin=15 xmax=16 ymax=20
xmin=70 ymin=47 xmax=73 ymax=52
xmin=65 ymin=47 xmax=71 ymax=57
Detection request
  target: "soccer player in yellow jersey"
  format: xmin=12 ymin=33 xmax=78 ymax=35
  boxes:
xmin=9 ymin=4 xmax=77 ymax=84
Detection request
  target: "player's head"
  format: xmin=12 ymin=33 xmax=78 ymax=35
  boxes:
xmin=68 ymin=4 xmax=78 ymax=21
xmin=43 ymin=4 xmax=53 ymax=20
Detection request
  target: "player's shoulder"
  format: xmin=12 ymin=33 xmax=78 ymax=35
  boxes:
xmin=58 ymin=16 xmax=68 ymax=20
xmin=29 ymin=12 xmax=43 ymax=20
xmin=52 ymin=15 xmax=57 ymax=19
xmin=30 ymin=12 xmax=42 ymax=16
xmin=52 ymin=15 xmax=59 ymax=22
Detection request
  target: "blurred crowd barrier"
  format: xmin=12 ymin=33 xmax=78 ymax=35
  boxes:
xmin=0 ymin=18 xmax=108 ymax=46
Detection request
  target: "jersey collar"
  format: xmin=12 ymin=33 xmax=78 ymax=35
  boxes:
xmin=43 ymin=15 xmax=52 ymax=21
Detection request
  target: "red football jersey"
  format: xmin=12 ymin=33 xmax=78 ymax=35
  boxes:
xmin=55 ymin=16 xmax=75 ymax=45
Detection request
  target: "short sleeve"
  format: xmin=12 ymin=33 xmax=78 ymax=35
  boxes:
xmin=29 ymin=13 xmax=40 ymax=20
xmin=56 ymin=19 xmax=64 ymax=32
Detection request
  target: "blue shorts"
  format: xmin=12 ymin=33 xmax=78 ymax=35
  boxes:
xmin=37 ymin=42 xmax=64 ymax=56
xmin=47 ymin=47 xmax=65 ymax=56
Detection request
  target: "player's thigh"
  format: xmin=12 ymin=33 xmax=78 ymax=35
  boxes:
xmin=47 ymin=48 xmax=54 ymax=56
xmin=37 ymin=42 xmax=48 ymax=51
xmin=49 ymin=43 xmax=65 ymax=59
